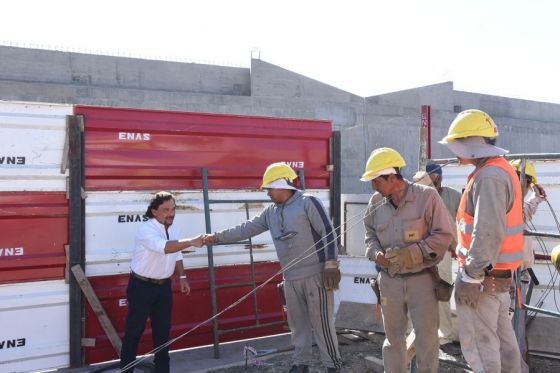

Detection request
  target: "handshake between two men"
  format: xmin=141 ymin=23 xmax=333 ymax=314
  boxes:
xmin=177 ymin=233 xmax=222 ymax=248
xmin=176 ymin=234 xmax=218 ymax=249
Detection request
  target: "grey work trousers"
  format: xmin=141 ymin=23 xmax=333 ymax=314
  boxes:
xmin=457 ymin=291 xmax=522 ymax=373
xmin=378 ymin=270 xmax=439 ymax=373
xmin=284 ymin=272 xmax=342 ymax=369
xmin=437 ymin=253 xmax=458 ymax=344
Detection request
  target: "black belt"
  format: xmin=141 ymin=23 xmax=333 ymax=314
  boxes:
xmin=131 ymin=271 xmax=169 ymax=285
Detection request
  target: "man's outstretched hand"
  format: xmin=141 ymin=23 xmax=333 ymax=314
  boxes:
xmin=202 ymin=234 xmax=217 ymax=246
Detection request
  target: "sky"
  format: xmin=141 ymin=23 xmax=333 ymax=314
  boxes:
xmin=2 ymin=0 xmax=560 ymax=103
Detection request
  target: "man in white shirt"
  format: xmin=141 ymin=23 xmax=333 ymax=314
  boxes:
xmin=120 ymin=191 xmax=203 ymax=373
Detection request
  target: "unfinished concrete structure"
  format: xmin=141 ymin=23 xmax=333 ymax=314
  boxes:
xmin=1 ymin=45 xmax=560 ymax=194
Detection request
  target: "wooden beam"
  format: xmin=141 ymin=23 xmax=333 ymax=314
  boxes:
xmin=71 ymin=264 xmax=122 ymax=357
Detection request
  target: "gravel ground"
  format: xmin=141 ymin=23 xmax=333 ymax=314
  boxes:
xmin=208 ymin=331 xmax=560 ymax=373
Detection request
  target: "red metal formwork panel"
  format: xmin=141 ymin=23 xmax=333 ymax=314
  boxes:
xmin=84 ymin=262 xmax=285 ymax=364
xmin=0 ymin=192 xmax=68 ymax=284
xmin=74 ymin=106 xmax=332 ymax=191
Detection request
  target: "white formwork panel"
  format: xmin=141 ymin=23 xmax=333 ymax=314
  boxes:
xmin=85 ymin=190 xmax=330 ymax=277
xmin=0 ymin=101 xmax=72 ymax=191
xmin=333 ymin=255 xmax=379 ymax=315
xmin=0 ymin=280 xmax=69 ymax=372
xmin=340 ymin=194 xmax=370 ymax=257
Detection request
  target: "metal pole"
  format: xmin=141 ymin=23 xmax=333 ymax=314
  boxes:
xmin=421 ymin=105 xmax=431 ymax=160
xmin=330 ymin=131 xmax=342 ymax=247
xmin=68 ymin=115 xmax=85 ymax=367
xmin=419 ymin=129 xmax=427 ymax=172
xmin=218 ymin=320 xmax=286 ymax=335
xmin=297 ymin=169 xmax=306 ymax=191
xmin=513 ymin=160 xmax=527 ymax=341
xmin=208 ymin=199 xmax=270 ymax=204
xmin=523 ymin=305 xmax=560 ymax=318
xmin=246 ymin=203 xmax=260 ymax=326
xmin=524 ymin=230 xmax=560 ymax=239
xmin=202 ymin=168 xmax=220 ymax=359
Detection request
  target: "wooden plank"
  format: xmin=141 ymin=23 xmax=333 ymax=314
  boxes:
xmin=71 ymin=264 xmax=122 ymax=357
xmin=337 ymin=334 xmax=358 ymax=345
xmin=64 ymin=244 xmax=70 ymax=284
xmin=69 ymin=114 xmax=85 ymax=367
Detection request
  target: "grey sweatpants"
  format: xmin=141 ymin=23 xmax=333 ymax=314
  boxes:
xmin=378 ymin=270 xmax=439 ymax=373
xmin=284 ymin=272 xmax=342 ymax=369
xmin=457 ymin=291 xmax=522 ymax=373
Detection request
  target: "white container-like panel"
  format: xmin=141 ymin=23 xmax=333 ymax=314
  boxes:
xmin=0 ymin=101 xmax=72 ymax=191
xmin=85 ymin=190 xmax=330 ymax=277
xmin=340 ymin=194 xmax=370 ymax=257
xmin=0 ymin=280 xmax=69 ymax=372
xmin=333 ymin=256 xmax=379 ymax=315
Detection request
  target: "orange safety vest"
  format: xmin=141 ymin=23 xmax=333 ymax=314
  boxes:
xmin=456 ymin=157 xmax=524 ymax=270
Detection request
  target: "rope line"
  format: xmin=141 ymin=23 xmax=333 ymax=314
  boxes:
xmin=119 ymin=162 xmax=454 ymax=372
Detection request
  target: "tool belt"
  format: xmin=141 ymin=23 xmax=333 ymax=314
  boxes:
xmin=485 ymin=269 xmax=512 ymax=278
xmin=428 ymin=266 xmax=454 ymax=302
xmin=380 ymin=267 xmax=431 ymax=278
xmin=371 ymin=274 xmax=381 ymax=301
xmin=482 ymin=271 xmax=512 ymax=293
xmin=131 ymin=271 xmax=169 ymax=285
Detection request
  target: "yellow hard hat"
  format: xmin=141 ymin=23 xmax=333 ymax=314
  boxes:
xmin=441 ymin=109 xmax=499 ymax=143
xmin=261 ymin=162 xmax=298 ymax=189
xmin=510 ymin=159 xmax=538 ymax=185
xmin=361 ymin=147 xmax=406 ymax=182
xmin=551 ymin=245 xmax=560 ymax=272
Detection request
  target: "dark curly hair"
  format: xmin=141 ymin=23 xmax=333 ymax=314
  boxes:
xmin=145 ymin=191 xmax=176 ymax=218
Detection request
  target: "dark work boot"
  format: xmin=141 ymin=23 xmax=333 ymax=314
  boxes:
xmin=288 ymin=365 xmax=309 ymax=373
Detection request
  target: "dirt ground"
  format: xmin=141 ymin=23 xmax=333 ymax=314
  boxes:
xmin=208 ymin=331 xmax=560 ymax=373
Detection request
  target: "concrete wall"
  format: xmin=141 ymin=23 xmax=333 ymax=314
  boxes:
xmin=1 ymin=45 xmax=560 ymax=194
xmin=0 ymin=46 xmax=251 ymax=97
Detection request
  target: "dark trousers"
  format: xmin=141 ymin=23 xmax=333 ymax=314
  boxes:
xmin=120 ymin=275 xmax=173 ymax=373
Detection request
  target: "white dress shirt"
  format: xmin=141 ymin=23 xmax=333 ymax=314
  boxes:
xmin=130 ymin=218 xmax=183 ymax=279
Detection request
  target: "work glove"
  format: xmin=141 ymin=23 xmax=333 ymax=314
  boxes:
xmin=384 ymin=244 xmax=424 ymax=276
xmin=386 ymin=260 xmax=401 ymax=277
xmin=454 ymin=270 xmax=483 ymax=308
xmin=323 ymin=260 xmax=341 ymax=290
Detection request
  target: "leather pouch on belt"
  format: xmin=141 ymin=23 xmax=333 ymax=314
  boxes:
xmin=482 ymin=276 xmax=512 ymax=293
xmin=435 ymin=279 xmax=454 ymax=301
xmin=371 ymin=275 xmax=381 ymax=301
xmin=429 ymin=266 xmax=454 ymax=302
